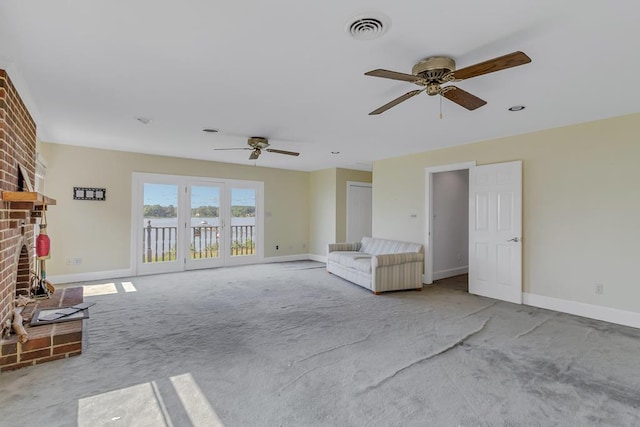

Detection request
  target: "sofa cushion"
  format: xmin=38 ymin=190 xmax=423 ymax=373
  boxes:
xmin=360 ymin=237 xmax=422 ymax=255
xmin=328 ymin=242 xmax=361 ymax=253
xmin=327 ymin=251 xmax=372 ymax=273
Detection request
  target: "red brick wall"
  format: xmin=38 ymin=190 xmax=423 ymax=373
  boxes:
xmin=0 ymin=69 xmax=37 ymax=327
xmin=16 ymin=243 xmax=31 ymax=296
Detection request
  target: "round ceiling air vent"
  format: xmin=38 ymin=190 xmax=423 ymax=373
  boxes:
xmin=346 ymin=13 xmax=390 ymax=40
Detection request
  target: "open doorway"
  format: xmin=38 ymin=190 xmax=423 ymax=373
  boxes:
xmin=431 ymin=169 xmax=469 ymax=292
xmin=424 ymin=162 xmax=475 ymax=290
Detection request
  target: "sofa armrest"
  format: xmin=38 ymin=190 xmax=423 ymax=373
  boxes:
xmin=372 ymin=252 xmax=424 ymax=267
xmin=328 ymin=242 xmax=362 ymax=253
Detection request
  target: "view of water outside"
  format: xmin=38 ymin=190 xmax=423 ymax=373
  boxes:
xmin=145 ymin=217 xmax=255 ymax=228
xmin=142 ymin=184 xmax=256 ymax=260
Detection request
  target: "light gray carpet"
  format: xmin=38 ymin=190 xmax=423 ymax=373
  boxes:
xmin=1 ymin=261 xmax=639 ymax=426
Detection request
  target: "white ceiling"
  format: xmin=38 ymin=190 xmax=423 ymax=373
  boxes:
xmin=1 ymin=1 xmax=638 ymax=172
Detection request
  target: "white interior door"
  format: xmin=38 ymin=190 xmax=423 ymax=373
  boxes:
xmin=346 ymin=182 xmax=372 ymax=242
xmin=468 ymin=161 xmax=522 ymax=304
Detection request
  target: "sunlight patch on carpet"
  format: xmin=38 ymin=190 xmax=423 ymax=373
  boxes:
xmin=77 ymin=382 xmax=168 ymax=426
xmin=170 ymin=373 xmax=224 ymax=427
xmin=82 ymin=283 xmax=118 ymax=297
xmin=121 ymin=281 xmax=137 ymax=292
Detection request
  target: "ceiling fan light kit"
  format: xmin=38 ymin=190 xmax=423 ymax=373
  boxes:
xmin=366 ymin=51 xmax=531 ymax=114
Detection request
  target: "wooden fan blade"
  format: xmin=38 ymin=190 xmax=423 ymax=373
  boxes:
xmin=214 ymin=147 xmax=252 ymax=151
xmin=365 ymin=69 xmax=421 ymax=83
xmin=441 ymin=86 xmax=487 ymax=110
xmin=452 ymin=51 xmax=531 ymax=80
xmin=249 ymin=149 xmax=260 ymax=160
xmin=369 ymin=89 xmax=424 ymax=115
xmin=266 ymin=149 xmax=300 ymax=157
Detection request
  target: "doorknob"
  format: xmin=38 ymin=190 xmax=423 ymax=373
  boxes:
xmin=507 ymin=237 xmax=520 ymax=243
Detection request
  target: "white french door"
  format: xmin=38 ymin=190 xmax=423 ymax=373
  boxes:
xmin=468 ymin=161 xmax=522 ymax=304
xmin=224 ymin=185 xmax=260 ymax=266
xmin=185 ymin=182 xmax=226 ymax=270
xmin=133 ymin=173 xmax=263 ymax=275
xmin=136 ymin=177 xmax=183 ymax=275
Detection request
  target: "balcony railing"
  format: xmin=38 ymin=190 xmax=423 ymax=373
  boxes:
xmin=230 ymin=225 xmax=255 ymax=256
xmin=142 ymin=220 xmax=255 ymax=263
xmin=191 ymin=224 xmax=220 ymax=259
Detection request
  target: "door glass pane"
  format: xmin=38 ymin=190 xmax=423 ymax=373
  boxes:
xmin=142 ymin=183 xmax=178 ymax=263
xmin=190 ymin=186 xmax=220 ymax=260
xmin=230 ymin=188 xmax=256 ymax=257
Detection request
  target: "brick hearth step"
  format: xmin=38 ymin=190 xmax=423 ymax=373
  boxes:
xmin=0 ymin=288 xmax=84 ymax=372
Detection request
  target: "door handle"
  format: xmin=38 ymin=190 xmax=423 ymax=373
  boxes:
xmin=507 ymin=237 xmax=520 ymax=243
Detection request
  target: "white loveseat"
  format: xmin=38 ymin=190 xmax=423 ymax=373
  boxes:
xmin=327 ymin=237 xmax=424 ymax=294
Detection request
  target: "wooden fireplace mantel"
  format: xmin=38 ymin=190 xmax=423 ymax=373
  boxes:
xmin=1 ymin=191 xmax=57 ymax=206
xmin=1 ymin=191 xmax=57 ymax=225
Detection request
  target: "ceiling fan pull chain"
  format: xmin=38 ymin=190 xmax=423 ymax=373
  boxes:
xmin=440 ymin=96 xmax=443 ymax=120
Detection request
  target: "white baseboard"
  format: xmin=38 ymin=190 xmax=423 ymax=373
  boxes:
xmin=307 ymin=253 xmax=327 ymax=263
xmin=49 ymin=256 xmax=323 ymax=284
xmin=432 ymin=266 xmax=468 ymax=281
xmin=523 ymin=293 xmax=640 ymax=329
xmin=48 ymin=268 xmax=134 ymax=285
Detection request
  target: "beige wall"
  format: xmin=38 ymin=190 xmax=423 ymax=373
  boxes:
xmin=40 ymin=142 xmax=309 ymax=276
xmin=335 ymin=168 xmax=372 ymax=243
xmin=373 ymin=113 xmax=640 ymax=314
xmin=307 ymin=168 xmax=372 ymax=256
xmin=308 ymin=168 xmax=336 ymax=256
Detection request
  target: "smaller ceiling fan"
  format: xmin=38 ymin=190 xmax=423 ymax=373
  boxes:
xmin=365 ymin=51 xmax=531 ymax=114
xmin=215 ymin=137 xmax=300 ymax=160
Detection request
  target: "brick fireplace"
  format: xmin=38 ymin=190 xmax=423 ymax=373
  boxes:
xmin=0 ymin=69 xmax=36 ymax=328
xmin=0 ymin=69 xmax=83 ymax=371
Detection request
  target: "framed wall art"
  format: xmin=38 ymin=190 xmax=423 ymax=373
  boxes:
xmin=73 ymin=187 xmax=106 ymax=201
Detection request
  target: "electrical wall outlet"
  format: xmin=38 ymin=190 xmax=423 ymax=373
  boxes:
xmin=276 ymin=245 xmax=279 ymax=250
xmin=595 ymin=283 xmax=604 ymax=295
xmin=66 ymin=257 xmax=82 ymax=265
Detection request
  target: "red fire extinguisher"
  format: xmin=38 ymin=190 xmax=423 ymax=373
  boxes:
xmin=36 ymin=224 xmax=50 ymax=259
xmin=37 ymin=204 xmax=51 ymax=260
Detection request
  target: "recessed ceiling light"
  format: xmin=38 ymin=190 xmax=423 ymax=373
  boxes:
xmin=202 ymin=128 xmax=220 ymax=133
xmin=136 ymin=117 xmax=151 ymax=125
xmin=508 ymin=105 xmax=526 ymax=112
xmin=345 ymin=12 xmax=391 ymax=40
xmin=331 ymin=151 xmax=340 ymax=154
